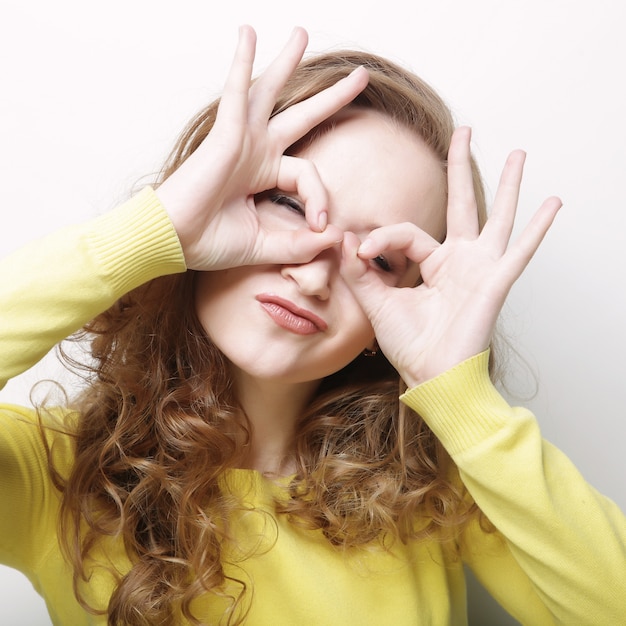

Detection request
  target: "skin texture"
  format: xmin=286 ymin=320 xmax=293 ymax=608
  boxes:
xmin=195 ymin=109 xmax=445 ymax=386
xmin=156 ymin=26 xmax=369 ymax=271
xmin=157 ymin=25 xmax=562 ymax=471
xmin=194 ymin=109 xmax=446 ymax=472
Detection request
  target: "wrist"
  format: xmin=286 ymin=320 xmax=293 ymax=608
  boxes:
xmin=399 ymin=349 xmax=490 ymax=390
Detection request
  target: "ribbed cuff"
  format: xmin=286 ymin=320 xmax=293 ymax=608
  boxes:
xmin=400 ymin=351 xmax=515 ymax=455
xmin=86 ymin=187 xmax=186 ymax=295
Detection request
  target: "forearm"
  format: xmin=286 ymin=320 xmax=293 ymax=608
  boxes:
xmin=0 ymin=188 xmax=185 ymax=388
xmin=401 ymin=351 xmax=626 ymax=623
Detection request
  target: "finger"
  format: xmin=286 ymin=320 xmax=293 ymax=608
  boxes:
xmin=255 ymin=224 xmax=344 ymax=265
xmin=480 ymin=149 xmax=526 ymax=255
xmin=215 ymin=25 xmax=257 ymax=129
xmin=248 ymin=26 xmax=309 ymax=123
xmin=276 ymin=155 xmax=329 ymax=232
xmin=446 ymin=126 xmax=480 ymax=240
xmin=502 ymin=195 xmax=562 ymax=278
xmin=357 ymin=222 xmax=440 ymax=265
xmin=340 ymin=231 xmax=392 ymax=322
xmin=270 ymin=66 xmax=369 ymax=148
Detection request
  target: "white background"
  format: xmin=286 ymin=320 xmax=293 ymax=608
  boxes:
xmin=1 ymin=1 xmax=624 ymax=624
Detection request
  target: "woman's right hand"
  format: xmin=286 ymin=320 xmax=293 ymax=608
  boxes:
xmin=155 ymin=25 xmax=369 ymax=271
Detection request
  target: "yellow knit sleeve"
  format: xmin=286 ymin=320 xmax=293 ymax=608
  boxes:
xmin=400 ymin=350 xmax=512 ymax=455
xmin=0 ymin=187 xmax=186 ymax=388
xmin=400 ymin=351 xmax=626 ymax=624
xmin=0 ymin=404 xmax=73 ymax=573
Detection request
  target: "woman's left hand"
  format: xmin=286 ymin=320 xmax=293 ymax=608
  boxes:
xmin=341 ymin=126 xmax=562 ymax=387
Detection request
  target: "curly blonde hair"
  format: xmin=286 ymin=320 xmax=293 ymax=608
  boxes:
xmin=49 ymin=49 xmax=493 ymax=625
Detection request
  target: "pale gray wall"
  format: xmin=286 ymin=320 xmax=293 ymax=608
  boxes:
xmin=1 ymin=1 xmax=624 ymax=624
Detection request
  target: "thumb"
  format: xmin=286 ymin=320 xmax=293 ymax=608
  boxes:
xmin=340 ymin=232 xmax=390 ymax=323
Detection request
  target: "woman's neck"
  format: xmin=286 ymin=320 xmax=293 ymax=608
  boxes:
xmin=232 ymin=369 xmax=319 ymax=476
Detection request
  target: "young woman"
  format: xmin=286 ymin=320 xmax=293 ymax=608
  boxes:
xmin=1 ymin=25 xmax=624 ymax=626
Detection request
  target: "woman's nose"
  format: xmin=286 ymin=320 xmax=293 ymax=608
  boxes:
xmin=280 ymin=249 xmax=336 ymax=300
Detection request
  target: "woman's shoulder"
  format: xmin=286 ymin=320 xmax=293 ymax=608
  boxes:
xmin=0 ymin=402 xmax=77 ymax=476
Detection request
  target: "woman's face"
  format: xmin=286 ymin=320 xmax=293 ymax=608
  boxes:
xmin=195 ymin=109 xmax=446 ymax=386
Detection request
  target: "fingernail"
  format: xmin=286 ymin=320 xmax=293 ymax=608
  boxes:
xmin=358 ymin=239 xmax=373 ymax=255
xmin=317 ymin=211 xmax=327 ymax=231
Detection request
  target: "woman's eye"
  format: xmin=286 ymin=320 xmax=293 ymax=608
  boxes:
xmin=373 ymin=255 xmax=392 ymax=272
xmin=269 ymin=194 xmax=305 ymax=216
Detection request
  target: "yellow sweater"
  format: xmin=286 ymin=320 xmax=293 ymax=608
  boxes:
xmin=1 ymin=189 xmax=624 ymax=625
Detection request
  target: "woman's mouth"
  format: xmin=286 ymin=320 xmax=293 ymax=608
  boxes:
xmin=255 ymin=294 xmax=328 ymax=335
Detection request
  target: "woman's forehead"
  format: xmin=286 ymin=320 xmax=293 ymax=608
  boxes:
xmin=299 ymin=109 xmax=447 ymax=237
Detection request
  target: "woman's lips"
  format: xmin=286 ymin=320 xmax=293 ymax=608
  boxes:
xmin=255 ymin=294 xmax=328 ymax=335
